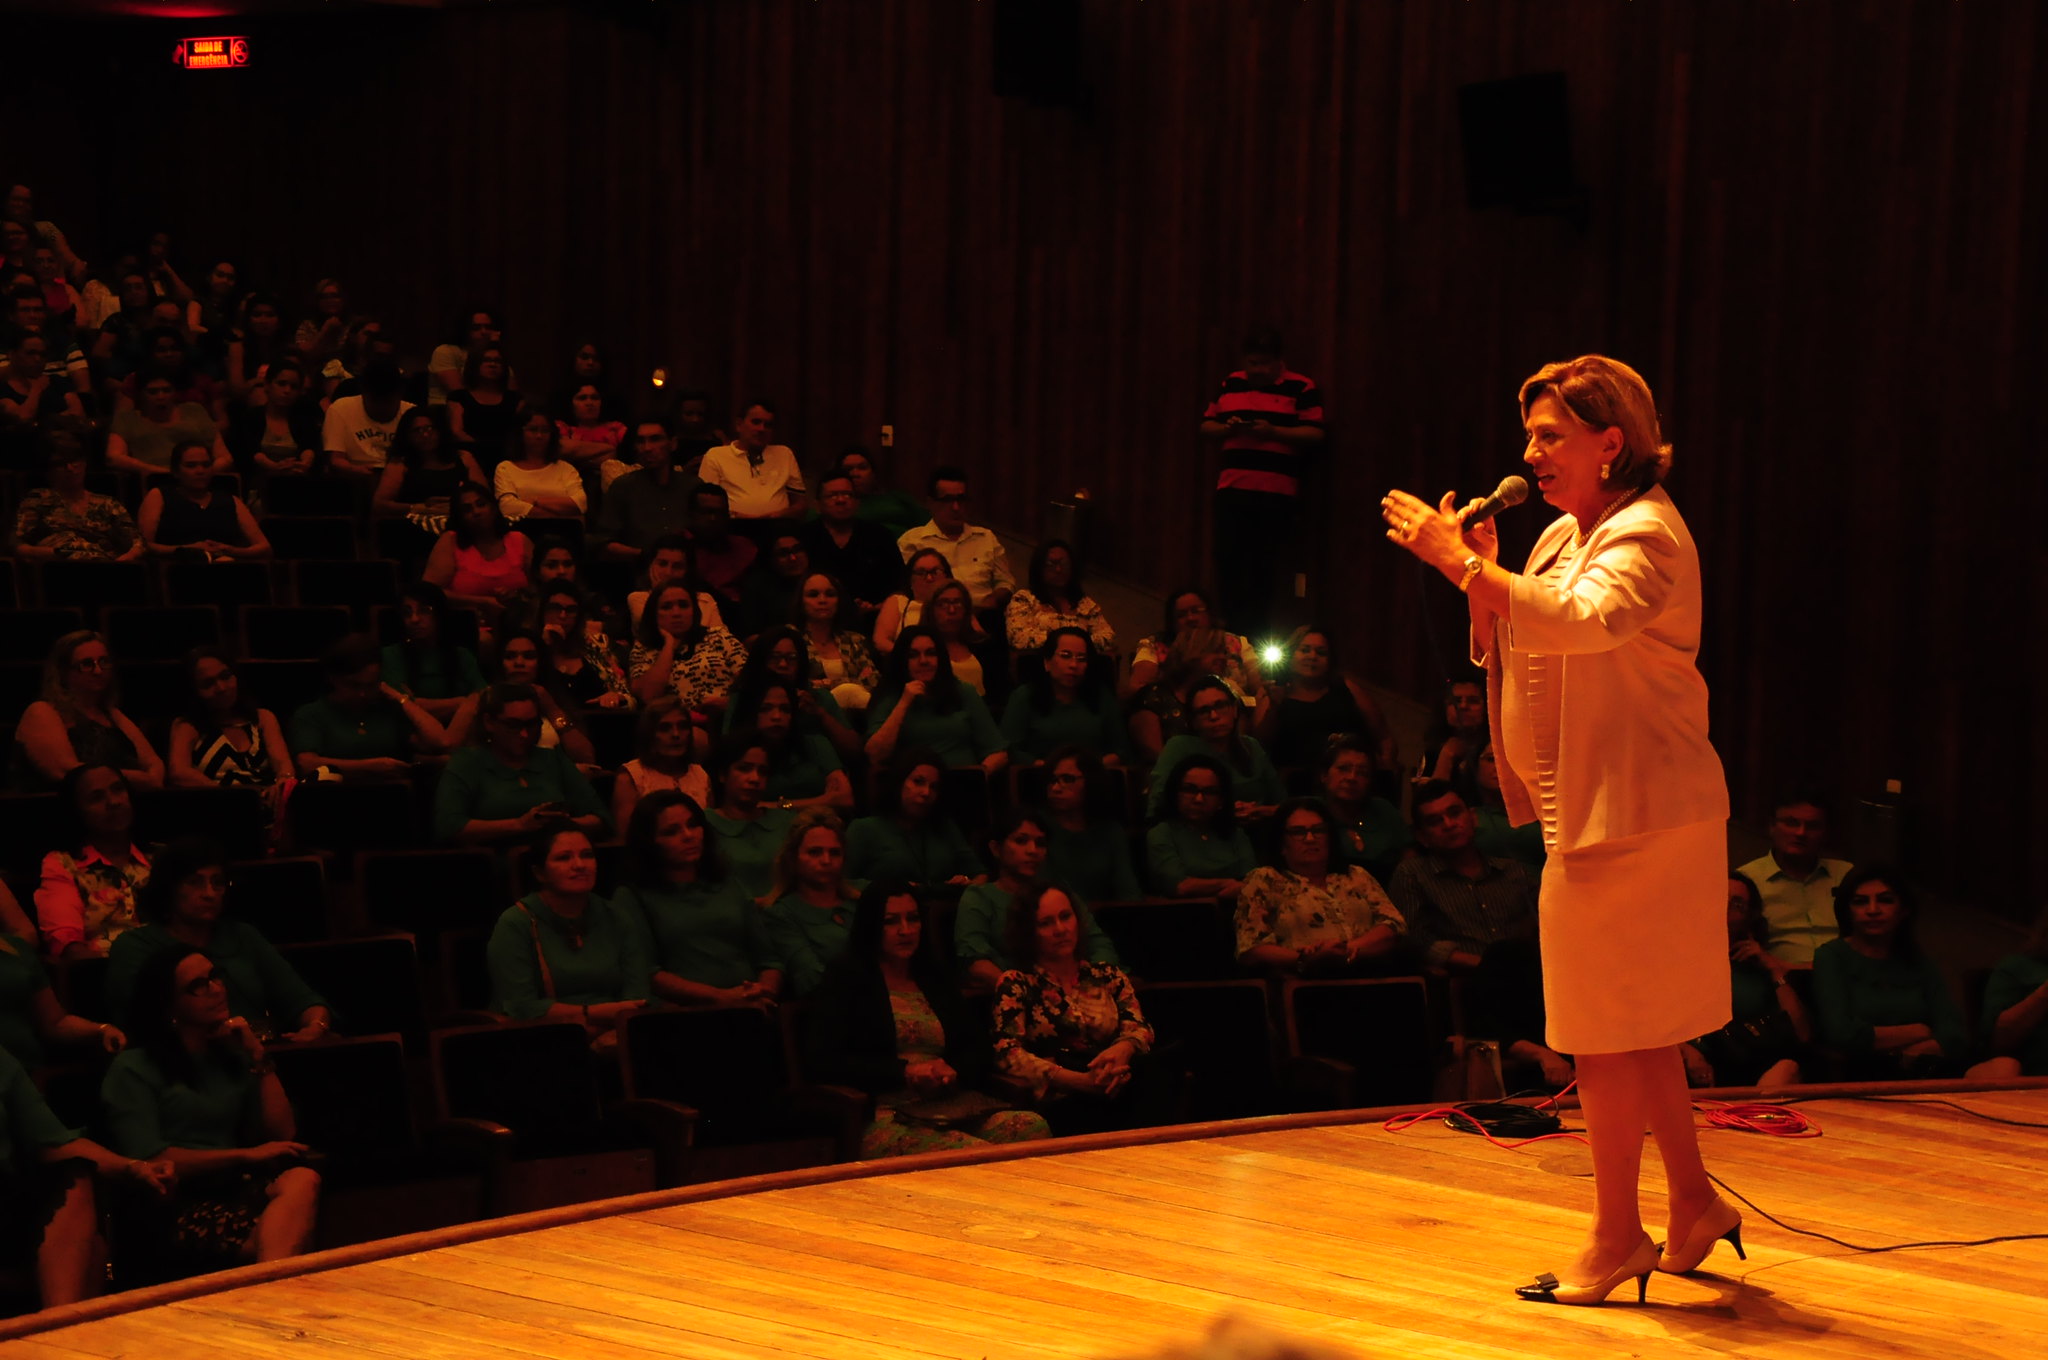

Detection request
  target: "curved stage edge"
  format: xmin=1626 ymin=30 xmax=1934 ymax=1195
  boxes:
xmin=9 ymin=1076 xmax=2048 ymax=1357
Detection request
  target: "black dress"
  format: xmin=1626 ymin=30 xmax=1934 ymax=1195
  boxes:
xmin=155 ymin=492 xmax=245 ymax=548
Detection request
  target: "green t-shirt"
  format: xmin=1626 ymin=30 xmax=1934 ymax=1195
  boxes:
xmin=1 ymin=1047 xmax=77 ymax=1176
xmin=1146 ymin=735 xmax=1286 ymax=820
xmin=112 ymin=402 xmax=218 ymax=471
xmin=1343 ymin=797 xmax=1421 ymax=877
xmin=1811 ymin=939 xmax=1969 ymax=1058
xmin=866 ymin=687 xmax=1004 ymax=769
xmin=954 ymin=882 xmax=1119 ymax=973
xmin=380 ymin=643 xmax=485 ymax=701
xmin=1983 ymin=953 xmax=2048 ymax=1076
xmin=432 ymin=745 xmax=608 ymax=844
xmin=105 ymin=920 xmax=325 ymax=1038
xmin=101 ymin=1046 xmax=260 ymax=1159
xmin=0 ymin=933 xmax=55 ymax=1071
xmin=704 ymin=807 xmax=796 ymax=901
xmin=1046 ymin=822 xmax=1142 ymax=905
xmin=855 ymin=488 xmax=928 ymax=540
xmin=617 ymin=879 xmax=781 ymax=991
xmin=1145 ymin=820 xmax=1257 ymax=896
xmin=486 ymin=893 xmax=653 ymax=1021
xmin=288 ymin=696 xmax=415 ymax=763
xmin=844 ymin=815 xmax=982 ymax=886
xmin=762 ymin=891 xmax=861 ymax=998
xmin=764 ymin=732 xmax=843 ymax=802
xmin=999 ymin=688 xmax=1130 ymax=765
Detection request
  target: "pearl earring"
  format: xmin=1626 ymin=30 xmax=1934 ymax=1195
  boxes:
xmin=1599 ymin=461 xmax=1611 ymax=480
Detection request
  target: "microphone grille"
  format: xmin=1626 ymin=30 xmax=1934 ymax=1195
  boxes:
xmin=1496 ymin=475 xmax=1529 ymax=505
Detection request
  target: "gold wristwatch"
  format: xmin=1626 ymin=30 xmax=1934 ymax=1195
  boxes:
xmin=1456 ymin=555 xmax=1485 ymax=593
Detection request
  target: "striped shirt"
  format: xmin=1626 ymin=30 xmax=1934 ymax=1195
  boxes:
xmin=1204 ymin=368 xmax=1325 ymax=496
xmin=1386 ymin=850 xmax=1538 ymax=968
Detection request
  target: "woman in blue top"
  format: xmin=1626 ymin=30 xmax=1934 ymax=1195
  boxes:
xmin=863 ymin=626 xmax=1007 ymax=776
xmin=1973 ymin=903 xmax=2048 ymax=1080
xmin=485 ymin=823 xmax=651 ymax=1046
xmin=1145 ymin=677 xmax=1284 ymax=823
xmin=1000 ymin=628 xmax=1129 ymax=767
xmin=1811 ymin=866 xmax=1968 ymax=1079
xmin=432 ymin=683 xmax=608 ymax=846
xmin=615 ymin=790 xmax=782 ymax=1010
xmin=1145 ymin=754 xmax=1256 ymax=900
xmin=845 ymin=748 xmax=985 ymax=889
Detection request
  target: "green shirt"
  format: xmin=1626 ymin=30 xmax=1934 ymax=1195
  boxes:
xmin=100 ymin=1046 xmax=260 ymax=1159
xmin=1811 ymin=938 xmax=1968 ymax=1058
xmin=617 ymin=880 xmax=781 ymax=990
xmin=1737 ymin=853 xmax=1853 ymax=966
xmin=289 ymin=696 xmax=414 ymax=763
xmin=1471 ymin=807 xmax=1541 ymax=870
xmin=844 ymin=815 xmax=982 ymax=886
xmin=704 ymin=807 xmax=796 ymax=900
xmin=855 ymin=488 xmax=928 ymax=540
xmin=1982 ymin=954 xmax=2048 ymax=1076
xmin=866 ymin=686 xmax=1004 ymax=769
xmin=954 ymin=882 xmax=1119 ymax=973
xmin=1046 ymin=822 xmax=1142 ymax=905
xmin=1730 ymin=959 xmax=1781 ymax=1025
xmin=1 ymin=1047 xmax=77 ymax=1176
xmin=1146 ymin=735 xmax=1286 ymax=819
xmin=762 ymin=891 xmax=860 ymax=997
xmin=380 ymin=643 xmax=484 ymax=701
xmin=105 ymin=921 xmax=325 ymax=1038
xmin=1145 ymin=820 xmax=1257 ymax=897
xmin=764 ymin=732 xmax=843 ymax=803
xmin=432 ymin=745 xmax=608 ymax=844
xmin=0 ymin=933 xmax=55 ymax=1071
xmin=486 ymin=893 xmax=653 ymax=1021
xmin=999 ymin=688 xmax=1130 ymax=765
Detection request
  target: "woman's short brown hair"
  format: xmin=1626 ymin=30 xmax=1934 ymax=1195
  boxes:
xmin=1518 ymin=354 xmax=1672 ymax=490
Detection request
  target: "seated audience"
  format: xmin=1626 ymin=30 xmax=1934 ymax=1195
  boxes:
xmin=589 ymin=418 xmax=696 ymax=564
xmin=166 ymin=649 xmax=295 ymax=838
xmin=534 ymin=585 xmax=632 ymax=709
xmin=730 ymin=625 xmax=862 ymax=761
xmin=444 ymin=630 xmax=598 ymax=765
xmin=1235 ymin=798 xmax=1404 ymax=976
xmin=1042 ymin=745 xmax=1142 ymax=904
xmin=106 ymin=372 xmax=231 ymax=476
xmin=495 ymin=406 xmax=588 ymax=521
xmin=873 ymin=547 xmax=952 ymax=655
xmin=761 ymin=809 xmax=864 ymax=996
xmin=1812 ymin=866 xmax=1968 ymax=1079
xmin=805 ymin=882 xmax=1052 ymax=1157
xmin=113 ymin=324 xmax=222 ymax=419
xmin=433 ymin=684 xmax=608 ymax=846
xmin=292 ymin=276 xmax=350 ymax=369
xmin=894 ymin=465 xmax=1015 ymax=619
xmin=100 ymin=946 xmax=321 ymax=1272
xmin=371 ymin=405 xmax=484 ymax=523
xmin=1005 ymin=538 xmax=1115 ymax=660
xmin=697 ymin=399 xmax=806 ymax=526
xmin=0 ymin=917 xmax=125 ymax=1071
xmin=1253 ymin=625 xmax=1395 ymax=775
xmin=845 ymin=750 xmax=985 ymax=889
xmin=800 ymin=469 xmax=903 ymax=625
xmin=1127 ymin=628 xmax=1238 ymax=763
xmin=958 ymin=809 xmax=1118 ymax=994
xmin=727 ymin=677 xmax=853 ymax=814
xmin=318 ymin=354 xmax=410 ymax=476
xmin=445 ymin=344 xmax=519 ymax=468
xmin=104 ymin=839 xmax=331 ymax=1044
xmin=615 ymin=791 xmax=781 ymax=1010
xmin=0 ymin=1046 xmax=171 ymax=1308
xmin=1124 ymin=587 xmax=1261 ymax=702
xmin=10 ymin=434 xmax=141 ymax=562
xmin=1974 ymin=902 xmax=2048 ymax=1079
xmin=424 ymin=482 xmax=533 ymax=626
xmin=624 ymin=533 xmax=729 ymax=635
xmin=1467 ymin=740 xmax=1543 ymax=869
xmin=837 ymin=444 xmax=926 ymax=539
xmin=864 ymin=626 xmax=1008 ymax=775
xmin=555 ymin=381 xmax=628 ymax=480
xmin=486 ymin=824 xmax=651 ymax=1045
xmin=1385 ymin=781 xmax=1538 ymax=972
xmin=137 ymin=440 xmax=270 ymax=561
xmin=426 ymin=305 xmax=499 ymax=405
xmin=380 ymin=582 xmax=485 ymax=723
xmin=1146 ymin=677 xmax=1284 ymax=822
xmin=668 ymin=388 xmax=723 ymax=469
xmin=685 ymin=483 xmax=758 ymax=612
xmin=1682 ymin=873 xmax=1810 ymax=1089
xmin=925 ymin=580 xmax=991 ymax=698
xmin=231 ymin=358 xmax=320 ymax=488
xmin=1736 ymin=789 xmax=1853 ymax=966
xmin=1002 ymin=628 xmax=1129 ymax=767
xmin=1416 ymin=674 xmax=1487 ymax=786
xmin=613 ymin=697 xmax=713 ymax=830
xmin=992 ymin=884 xmax=1172 ymax=1136
xmin=1316 ymin=736 xmax=1412 ymax=884
xmin=627 ymin=581 xmax=749 ymax=720
xmin=289 ymin=634 xmax=448 ymax=780
xmin=0 ymin=325 xmax=82 ymax=431
xmin=735 ymin=527 xmax=810 ymax=640
xmin=796 ymin=571 xmax=883 ymax=713
xmin=15 ymin=631 xmax=165 ymax=791
xmin=35 ymin=765 xmax=150 ymax=960
xmin=1145 ymin=755 xmax=1257 ymax=900
xmin=705 ymin=730 xmax=798 ymax=900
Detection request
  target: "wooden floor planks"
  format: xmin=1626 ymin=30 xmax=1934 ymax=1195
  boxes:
xmin=17 ymin=1089 xmax=2048 ymax=1360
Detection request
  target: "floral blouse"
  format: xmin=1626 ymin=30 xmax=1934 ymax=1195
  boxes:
xmin=804 ymin=630 xmax=882 ymax=693
xmin=1234 ymin=865 xmax=1405 ymax=960
xmin=992 ymin=961 xmax=1153 ymax=1101
xmin=1004 ymin=591 xmax=1116 ymax=654
xmin=1133 ymin=631 xmax=1259 ymax=698
xmin=628 ymin=627 xmax=749 ymax=713
xmin=13 ymin=489 xmax=138 ymax=560
xmin=35 ymin=845 xmax=151 ymax=958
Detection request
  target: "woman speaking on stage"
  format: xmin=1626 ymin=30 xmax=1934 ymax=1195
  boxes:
xmin=1382 ymin=354 xmax=1738 ymax=1307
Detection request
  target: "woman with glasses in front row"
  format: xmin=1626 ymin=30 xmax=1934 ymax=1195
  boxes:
xmin=1235 ymin=797 xmax=1404 ymax=978
xmin=1145 ymin=755 xmax=1256 ymax=902
xmin=15 ymin=630 xmax=164 ymax=791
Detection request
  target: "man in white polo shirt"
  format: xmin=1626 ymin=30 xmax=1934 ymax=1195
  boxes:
xmin=697 ymin=398 xmax=805 ymax=535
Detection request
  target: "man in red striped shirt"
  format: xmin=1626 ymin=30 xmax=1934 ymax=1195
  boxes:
xmin=1200 ymin=328 xmax=1325 ymax=640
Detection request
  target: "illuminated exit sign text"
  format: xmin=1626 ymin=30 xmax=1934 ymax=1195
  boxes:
xmin=172 ymin=36 xmax=251 ymax=71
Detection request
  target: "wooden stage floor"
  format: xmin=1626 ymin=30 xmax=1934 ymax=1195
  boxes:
xmin=12 ymin=1086 xmax=2048 ymax=1360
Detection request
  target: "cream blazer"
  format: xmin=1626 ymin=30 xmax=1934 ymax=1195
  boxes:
xmin=1473 ymin=485 xmax=1728 ymax=854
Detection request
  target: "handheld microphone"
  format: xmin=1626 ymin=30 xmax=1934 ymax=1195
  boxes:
xmin=1460 ymin=475 xmax=1529 ymax=530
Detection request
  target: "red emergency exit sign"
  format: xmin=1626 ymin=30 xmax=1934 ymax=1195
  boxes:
xmin=172 ymin=36 xmax=250 ymax=70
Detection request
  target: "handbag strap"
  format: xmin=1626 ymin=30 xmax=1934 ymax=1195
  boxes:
xmin=516 ymin=903 xmax=556 ymax=1000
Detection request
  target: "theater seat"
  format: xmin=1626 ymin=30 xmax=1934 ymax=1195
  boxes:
xmin=132 ymin=785 xmax=267 ymax=861
xmin=1282 ymin=976 xmax=1437 ymax=1108
xmin=1091 ymin=898 xmax=1237 ymax=983
xmin=36 ymin=560 xmax=148 ymax=610
xmin=162 ymin=560 xmax=274 ymax=612
xmin=281 ymin=935 xmax=428 ymax=1048
xmin=291 ymin=780 xmax=421 ymax=862
xmin=228 ymin=856 xmax=331 ymax=944
xmin=241 ymin=604 xmax=354 ymax=660
xmin=357 ymin=847 xmax=508 ymax=950
xmin=101 ymin=604 xmax=221 ymax=661
xmin=259 ymin=515 xmax=358 ymax=561
xmin=290 ymin=559 xmax=400 ymax=622
xmin=0 ymin=607 xmax=84 ymax=663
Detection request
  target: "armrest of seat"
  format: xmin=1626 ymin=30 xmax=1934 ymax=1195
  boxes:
xmin=1280 ymin=1054 xmax=1355 ymax=1111
xmin=609 ymin=1097 xmax=699 ymax=1187
xmin=425 ymin=1115 xmax=515 ymax=1172
xmin=788 ymin=1083 xmax=874 ymax=1162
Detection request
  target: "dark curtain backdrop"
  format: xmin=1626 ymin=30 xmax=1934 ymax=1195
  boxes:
xmin=8 ymin=0 xmax=2040 ymax=917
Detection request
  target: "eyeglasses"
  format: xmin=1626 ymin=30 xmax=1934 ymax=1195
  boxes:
xmin=1179 ymin=784 xmax=1222 ymax=798
xmin=911 ymin=566 xmax=946 ymax=578
xmin=181 ymin=969 xmax=225 ymax=996
xmin=933 ymin=494 xmax=969 ymax=505
xmin=71 ymin=656 xmax=112 ymax=672
xmin=1048 ymin=772 xmax=1085 ymax=786
xmin=1283 ymin=826 xmax=1330 ymax=839
xmin=1192 ymin=701 xmax=1235 ymax=717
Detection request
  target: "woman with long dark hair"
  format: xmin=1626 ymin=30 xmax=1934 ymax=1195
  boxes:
xmin=863 ymin=625 xmax=1006 ymax=775
xmin=34 ymin=764 xmax=150 ymax=960
xmin=380 ymin=582 xmax=484 ymax=724
xmin=615 ymin=790 xmax=780 ymax=1010
xmin=1004 ymin=538 xmax=1115 ymax=659
xmin=1811 ymin=867 xmax=1967 ymax=1080
xmin=955 ymin=807 xmax=1118 ymax=996
xmin=424 ymin=481 xmax=534 ymax=626
xmin=373 ymin=406 xmax=484 ymax=522
xmin=1144 ymin=675 xmax=1284 ymax=822
xmin=999 ymin=627 xmax=1128 ymax=766
xmin=166 ymin=648 xmax=295 ymax=840
xmin=1145 ymin=754 xmax=1255 ymax=900
xmin=845 ymin=749 xmax=984 ymax=889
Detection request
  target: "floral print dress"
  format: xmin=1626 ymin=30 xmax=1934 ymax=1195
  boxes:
xmin=861 ymin=984 xmax=1050 ymax=1157
xmin=1234 ymin=865 xmax=1405 ymax=959
xmin=992 ymin=962 xmax=1154 ymax=1102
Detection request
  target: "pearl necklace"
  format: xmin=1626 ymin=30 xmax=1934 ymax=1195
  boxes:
xmin=1575 ymin=486 xmax=1643 ymax=546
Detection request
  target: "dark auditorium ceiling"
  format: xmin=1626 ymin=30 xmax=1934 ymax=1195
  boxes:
xmin=0 ymin=0 xmax=448 ymax=13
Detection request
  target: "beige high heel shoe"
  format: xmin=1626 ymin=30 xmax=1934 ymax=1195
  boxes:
xmin=1656 ymin=1196 xmax=1745 ymax=1274
xmin=1515 ymin=1234 xmax=1659 ymax=1306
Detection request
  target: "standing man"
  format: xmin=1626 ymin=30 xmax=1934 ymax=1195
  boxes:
xmin=1736 ymin=791 xmax=1853 ymax=967
xmin=895 ymin=464 xmax=1015 ymax=618
xmin=1199 ymin=328 xmax=1325 ymax=641
xmin=589 ymin=416 xmax=698 ymax=563
xmin=698 ymin=398 xmax=805 ymax=537
xmin=802 ymin=467 xmax=903 ymax=622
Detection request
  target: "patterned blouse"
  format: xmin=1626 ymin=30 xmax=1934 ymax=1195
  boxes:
xmin=35 ymin=845 xmax=151 ymax=958
xmin=992 ymin=961 xmax=1154 ymax=1101
xmin=1234 ymin=865 xmax=1405 ymax=959
xmin=1004 ymin=591 xmax=1116 ymax=654
xmin=804 ymin=631 xmax=882 ymax=693
xmin=13 ymin=489 xmax=138 ymax=560
xmin=188 ymin=720 xmax=278 ymax=787
xmin=628 ymin=627 xmax=749 ymax=712
xmin=1133 ymin=631 xmax=1259 ymax=699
